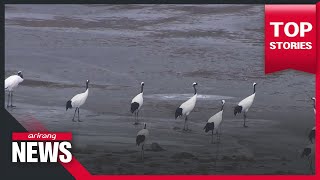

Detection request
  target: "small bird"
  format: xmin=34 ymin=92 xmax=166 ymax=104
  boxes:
xmin=175 ymin=82 xmax=198 ymax=131
xmin=5 ymin=71 xmax=24 ymax=107
xmin=234 ymin=82 xmax=257 ymax=128
xmin=131 ymin=82 xmax=144 ymax=125
xmin=309 ymin=97 xmax=316 ymax=143
xmin=301 ymin=144 xmax=315 ymax=172
xmin=204 ymin=100 xmax=225 ymax=143
xmin=66 ymin=80 xmax=89 ymax=122
xmin=136 ymin=123 xmax=149 ymax=160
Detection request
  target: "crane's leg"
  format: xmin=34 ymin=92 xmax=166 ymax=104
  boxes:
xmin=7 ymin=92 xmax=10 ymax=108
xmin=137 ymin=111 xmax=139 ymax=123
xmin=217 ymin=129 xmax=220 ymax=143
xmin=187 ymin=120 xmax=189 ymax=130
xmin=216 ymin=131 xmax=219 ymax=144
xmin=243 ymin=112 xmax=248 ymax=128
xmin=308 ymin=157 xmax=313 ymax=172
xmin=183 ymin=116 xmax=187 ymax=131
xmin=140 ymin=147 xmax=142 ymax=160
xmin=10 ymin=92 xmax=12 ymax=107
xmin=72 ymin=108 xmax=77 ymax=122
xmin=10 ymin=92 xmax=16 ymax=107
xmin=142 ymin=145 xmax=144 ymax=160
xmin=78 ymin=108 xmax=82 ymax=122
xmin=134 ymin=112 xmax=138 ymax=124
xmin=211 ymin=130 xmax=214 ymax=144
xmin=133 ymin=112 xmax=138 ymax=125
xmin=186 ymin=116 xmax=189 ymax=130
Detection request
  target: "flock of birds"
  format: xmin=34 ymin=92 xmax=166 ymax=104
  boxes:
xmin=131 ymin=81 xmax=258 ymax=149
xmin=4 ymin=71 xmax=316 ymax=169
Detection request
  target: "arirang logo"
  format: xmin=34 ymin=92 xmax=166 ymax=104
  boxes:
xmin=12 ymin=132 xmax=72 ymax=163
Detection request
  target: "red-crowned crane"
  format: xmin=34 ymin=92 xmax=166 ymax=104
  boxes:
xmin=66 ymin=80 xmax=89 ymax=122
xmin=234 ymin=82 xmax=257 ymax=127
xmin=204 ymin=100 xmax=225 ymax=143
xmin=175 ymin=82 xmax=198 ymax=131
xmin=5 ymin=71 xmax=24 ymax=107
xmin=131 ymin=82 xmax=144 ymax=125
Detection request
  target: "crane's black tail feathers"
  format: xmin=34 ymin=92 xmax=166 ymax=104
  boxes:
xmin=66 ymin=100 xmax=72 ymax=111
xmin=234 ymin=105 xmax=242 ymax=116
xmin=309 ymin=129 xmax=315 ymax=144
xmin=301 ymin=147 xmax=311 ymax=158
xmin=131 ymin=102 xmax=139 ymax=113
xmin=175 ymin=108 xmax=183 ymax=119
xmin=136 ymin=135 xmax=145 ymax=146
xmin=204 ymin=122 xmax=214 ymax=133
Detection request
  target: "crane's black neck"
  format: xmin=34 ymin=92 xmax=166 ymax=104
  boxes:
xmin=18 ymin=72 xmax=23 ymax=79
xmin=144 ymin=124 xmax=146 ymax=129
xmin=86 ymin=82 xmax=89 ymax=90
xmin=141 ymin=84 xmax=144 ymax=93
xmin=253 ymin=84 xmax=256 ymax=94
xmin=221 ymin=104 xmax=224 ymax=111
xmin=193 ymin=86 xmax=197 ymax=95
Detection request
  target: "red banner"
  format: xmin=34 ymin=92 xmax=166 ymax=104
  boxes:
xmin=265 ymin=5 xmax=317 ymax=74
xmin=12 ymin=132 xmax=72 ymax=141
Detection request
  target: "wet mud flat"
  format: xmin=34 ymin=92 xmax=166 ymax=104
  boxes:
xmin=11 ymin=100 xmax=314 ymax=175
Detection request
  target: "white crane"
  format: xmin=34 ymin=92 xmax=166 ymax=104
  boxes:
xmin=301 ymin=144 xmax=315 ymax=172
xmin=312 ymin=97 xmax=316 ymax=114
xmin=131 ymin=82 xmax=144 ymax=125
xmin=309 ymin=97 xmax=316 ymax=143
xmin=234 ymin=82 xmax=257 ymax=128
xmin=66 ymin=80 xmax=89 ymax=122
xmin=175 ymin=82 xmax=198 ymax=131
xmin=136 ymin=123 xmax=149 ymax=160
xmin=5 ymin=71 xmax=24 ymax=107
xmin=204 ymin=100 xmax=225 ymax=143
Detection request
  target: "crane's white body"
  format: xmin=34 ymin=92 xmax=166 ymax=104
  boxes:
xmin=180 ymin=94 xmax=197 ymax=116
xmin=131 ymin=92 xmax=143 ymax=111
xmin=71 ymin=89 xmax=89 ymax=108
xmin=137 ymin=128 xmax=149 ymax=146
xmin=5 ymin=75 xmax=24 ymax=91
xmin=207 ymin=110 xmax=223 ymax=132
xmin=238 ymin=93 xmax=255 ymax=112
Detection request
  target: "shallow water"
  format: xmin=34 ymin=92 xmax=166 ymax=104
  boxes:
xmin=5 ymin=4 xmax=315 ymax=174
